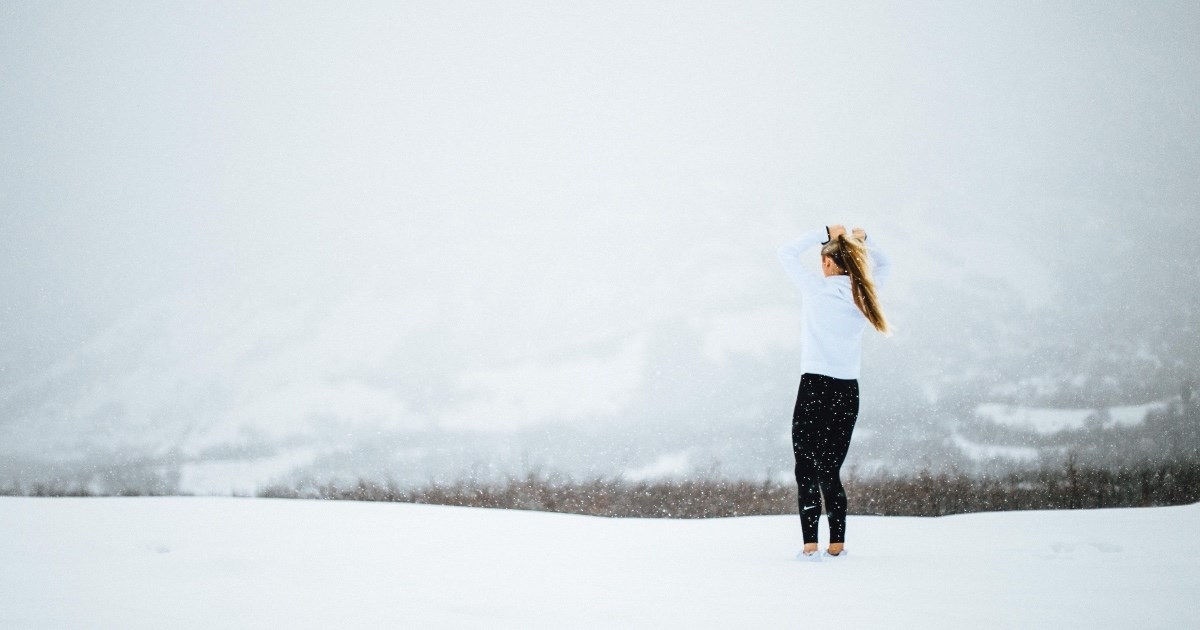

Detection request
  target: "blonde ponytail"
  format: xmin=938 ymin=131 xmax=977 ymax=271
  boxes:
xmin=821 ymin=236 xmax=891 ymax=335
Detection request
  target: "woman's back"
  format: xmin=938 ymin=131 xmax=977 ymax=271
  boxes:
xmin=800 ymin=275 xmax=870 ymax=379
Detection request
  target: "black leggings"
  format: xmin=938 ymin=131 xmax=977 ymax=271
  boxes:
xmin=791 ymin=372 xmax=859 ymax=544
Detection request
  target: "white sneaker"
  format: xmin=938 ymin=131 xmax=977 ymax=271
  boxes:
xmin=795 ymin=549 xmax=822 ymax=562
xmin=822 ymin=549 xmax=849 ymax=560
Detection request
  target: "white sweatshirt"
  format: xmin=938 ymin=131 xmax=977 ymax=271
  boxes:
xmin=777 ymin=228 xmax=892 ymax=380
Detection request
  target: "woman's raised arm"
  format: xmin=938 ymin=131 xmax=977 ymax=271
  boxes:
xmin=777 ymin=228 xmax=828 ymax=295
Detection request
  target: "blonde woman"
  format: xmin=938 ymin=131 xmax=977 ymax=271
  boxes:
xmin=777 ymin=224 xmax=891 ymax=560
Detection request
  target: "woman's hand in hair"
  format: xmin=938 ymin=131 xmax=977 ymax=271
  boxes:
xmin=852 ymin=227 xmax=866 ymax=242
xmin=828 ymin=224 xmax=847 ymax=240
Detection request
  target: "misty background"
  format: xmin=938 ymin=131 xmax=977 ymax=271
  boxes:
xmin=2 ymin=1 xmax=1198 ymax=494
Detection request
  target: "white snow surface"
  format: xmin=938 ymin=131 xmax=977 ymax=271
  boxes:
xmin=950 ymin=433 xmax=1042 ymax=462
xmin=177 ymin=448 xmax=318 ymax=496
xmin=2 ymin=498 xmax=1198 ymax=629
xmin=622 ymin=450 xmax=692 ymax=482
xmin=975 ymin=398 xmax=1174 ymax=435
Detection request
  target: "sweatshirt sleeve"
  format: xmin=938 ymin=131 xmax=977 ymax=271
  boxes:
xmin=777 ymin=228 xmax=828 ymax=295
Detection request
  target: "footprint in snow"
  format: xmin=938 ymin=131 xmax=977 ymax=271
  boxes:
xmin=1049 ymin=541 xmax=1075 ymax=553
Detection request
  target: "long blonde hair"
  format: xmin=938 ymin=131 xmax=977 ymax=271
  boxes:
xmin=821 ymin=235 xmax=891 ymax=335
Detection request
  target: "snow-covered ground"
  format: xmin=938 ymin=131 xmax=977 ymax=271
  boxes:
xmin=975 ymin=398 xmax=1176 ymax=435
xmin=2 ymin=498 xmax=1197 ymax=629
xmin=949 ymin=433 xmax=1043 ymax=463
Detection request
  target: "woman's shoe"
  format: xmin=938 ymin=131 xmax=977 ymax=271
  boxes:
xmin=822 ymin=549 xmax=848 ymax=559
xmin=795 ymin=549 xmax=822 ymax=562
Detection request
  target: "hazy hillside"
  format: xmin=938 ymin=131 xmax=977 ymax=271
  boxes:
xmin=1 ymin=2 xmax=1198 ymax=493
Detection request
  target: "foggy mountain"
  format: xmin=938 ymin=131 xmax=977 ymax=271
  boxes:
xmin=2 ymin=2 xmax=1198 ymax=493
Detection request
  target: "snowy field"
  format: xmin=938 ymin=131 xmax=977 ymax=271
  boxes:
xmin=1 ymin=499 xmax=1197 ymax=629
xmin=975 ymin=398 xmax=1176 ymax=435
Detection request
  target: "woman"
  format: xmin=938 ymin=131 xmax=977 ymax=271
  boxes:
xmin=777 ymin=224 xmax=891 ymax=560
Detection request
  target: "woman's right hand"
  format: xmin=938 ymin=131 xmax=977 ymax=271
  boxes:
xmin=828 ymin=224 xmax=847 ymax=240
xmin=852 ymin=227 xmax=866 ymax=242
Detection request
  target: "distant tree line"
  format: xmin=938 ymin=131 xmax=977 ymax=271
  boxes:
xmin=248 ymin=455 xmax=1200 ymax=518
xmin=5 ymin=455 xmax=1198 ymax=518
xmin=848 ymin=454 xmax=1200 ymax=517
